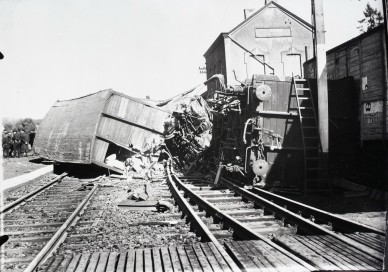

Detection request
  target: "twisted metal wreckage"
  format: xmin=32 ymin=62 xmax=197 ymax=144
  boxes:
xmin=163 ymin=74 xmax=283 ymax=188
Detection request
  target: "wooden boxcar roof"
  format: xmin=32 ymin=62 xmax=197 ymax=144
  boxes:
xmin=35 ymin=89 xmax=171 ymax=165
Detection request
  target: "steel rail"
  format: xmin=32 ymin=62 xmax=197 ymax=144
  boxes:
xmin=171 ymin=173 xmax=316 ymax=271
xmin=0 ymin=172 xmax=68 ymax=214
xmin=166 ymin=167 xmax=241 ymax=272
xmin=24 ymin=183 xmax=99 ymax=272
xmin=249 ymin=184 xmax=385 ymax=236
xmin=221 ymin=177 xmax=384 ymax=262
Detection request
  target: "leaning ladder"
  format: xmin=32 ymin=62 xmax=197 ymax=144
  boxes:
xmin=292 ymin=77 xmax=331 ymax=193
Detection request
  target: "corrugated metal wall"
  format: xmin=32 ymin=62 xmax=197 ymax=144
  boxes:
xmin=34 ymin=90 xmax=109 ymax=163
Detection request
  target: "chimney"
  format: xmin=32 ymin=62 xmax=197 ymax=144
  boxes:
xmin=244 ymin=9 xmax=256 ymax=19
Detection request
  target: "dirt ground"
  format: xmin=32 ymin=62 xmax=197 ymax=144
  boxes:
xmin=2 ymin=158 xmax=386 ymax=231
xmin=2 ymin=156 xmax=47 ymax=180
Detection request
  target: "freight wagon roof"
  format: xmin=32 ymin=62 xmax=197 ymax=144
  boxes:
xmin=304 ymin=25 xmax=384 ymax=65
xmin=34 ymin=90 xmax=110 ymax=163
xmin=54 ymin=89 xmax=172 ymax=114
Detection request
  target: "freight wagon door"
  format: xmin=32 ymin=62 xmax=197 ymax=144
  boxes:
xmin=92 ymin=138 xmax=109 ymax=163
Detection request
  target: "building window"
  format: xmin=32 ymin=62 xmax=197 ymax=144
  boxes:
xmin=251 ymin=54 xmax=265 ymax=62
xmin=245 ymin=54 xmax=266 ymax=77
xmin=283 ymin=53 xmax=301 ymax=77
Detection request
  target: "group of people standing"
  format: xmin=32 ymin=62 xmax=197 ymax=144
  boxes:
xmin=2 ymin=129 xmax=35 ymax=158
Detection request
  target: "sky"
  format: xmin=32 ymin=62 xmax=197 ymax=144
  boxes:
xmin=0 ymin=0 xmax=384 ymax=120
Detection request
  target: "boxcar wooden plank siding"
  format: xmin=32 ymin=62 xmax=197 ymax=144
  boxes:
xmin=105 ymin=94 xmax=168 ymax=133
xmin=35 ymin=89 xmax=172 ymax=167
xmin=92 ymin=139 xmax=109 ymax=163
xmin=303 ymin=25 xmax=387 ymax=141
xmin=97 ymin=117 xmax=163 ymax=150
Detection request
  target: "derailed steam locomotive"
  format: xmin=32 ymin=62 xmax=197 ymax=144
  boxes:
xmin=205 ymin=75 xmax=285 ymax=188
xmin=163 ymin=74 xmax=303 ymax=189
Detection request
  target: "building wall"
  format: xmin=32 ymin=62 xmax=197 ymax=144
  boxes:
xmin=229 ymin=5 xmax=313 ymax=83
xmin=204 ymin=38 xmax=226 ymax=99
xmin=205 ymin=3 xmax=313 ymax=91
xmin=304 ymin=26 xmax=387 ymax=141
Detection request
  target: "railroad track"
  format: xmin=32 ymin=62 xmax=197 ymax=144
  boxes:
xmin=165 ymin=168 xmax=384 ymax=271
xmin=0 ymin=173 xmax=99 ymax=272
xmin=50 ymin=180 xmax=198 ymax=254
xmin=2 ymin=167 xmax=383 ymax=271
xmin=28 ymin=174 xmax=242 ymax=272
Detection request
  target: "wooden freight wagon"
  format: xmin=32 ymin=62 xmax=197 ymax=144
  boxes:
xmin=34 ymin=89 xmax=171 ymax=173
xmin=303 ymin=25 xmax=387 ymax=187
xmin=304 ymin=25 xmax=387 ymax=142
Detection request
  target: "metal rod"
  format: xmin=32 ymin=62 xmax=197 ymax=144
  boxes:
xmin=0 ymin=173 xmax=68 ymax=214
xmin=228 ymin=36 xmax=275 ymax=75
xmin=24 ymin=183 xmax=99 ymax=272
xmin=172 ymin=172 xmax=315 ymax=271
xmin=222 ymin=177 xmax=383 ymax=262
xmin=166 ymin=168 xmax=241 ymax=272
xmin=251 ymin=185 xmax=385 ymax=236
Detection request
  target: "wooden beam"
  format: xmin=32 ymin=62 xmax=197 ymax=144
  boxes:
xmin=101 ymin=112 xmax=164 ymax=135
xmin=313 ymin=0 xmax=329 ymax=153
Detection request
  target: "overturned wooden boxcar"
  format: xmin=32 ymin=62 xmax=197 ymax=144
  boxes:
xmin=34 ymin=89 xmax=171 ymax=173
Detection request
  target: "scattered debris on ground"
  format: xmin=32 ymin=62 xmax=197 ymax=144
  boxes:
xmin=54 ymin=177 xmax=199 ymax=255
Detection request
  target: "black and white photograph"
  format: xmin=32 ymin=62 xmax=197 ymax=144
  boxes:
xmin=0 ymin=0 xmax=387 ymax=271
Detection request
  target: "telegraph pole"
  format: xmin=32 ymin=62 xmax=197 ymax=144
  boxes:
xmin=312 ymin=0 xmax=329 ymax=154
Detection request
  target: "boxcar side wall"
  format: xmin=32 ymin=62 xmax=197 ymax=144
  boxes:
xmin=304 ymin=26 xmax=387 ymax=141
xmin=34 ymin=91 xmax=109 ymax=163
xmin=91 ymin=93 xmax=171 ymax=165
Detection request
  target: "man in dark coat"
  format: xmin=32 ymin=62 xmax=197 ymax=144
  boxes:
xmin=29 ymin=130 xmax=36 ymax=155
xmin=8 ymin=131 xmax=14 ymax=157
xmin=13 ymin=129 xmax=22 ymax=158
xmin=20 ymin=129 xmax=30 ymax=157
xmin=2 ymin=131 xmax=11 ymax=157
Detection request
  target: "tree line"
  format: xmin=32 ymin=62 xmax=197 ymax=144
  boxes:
xmin=3 ymin=118 xmax=41 ymax=133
